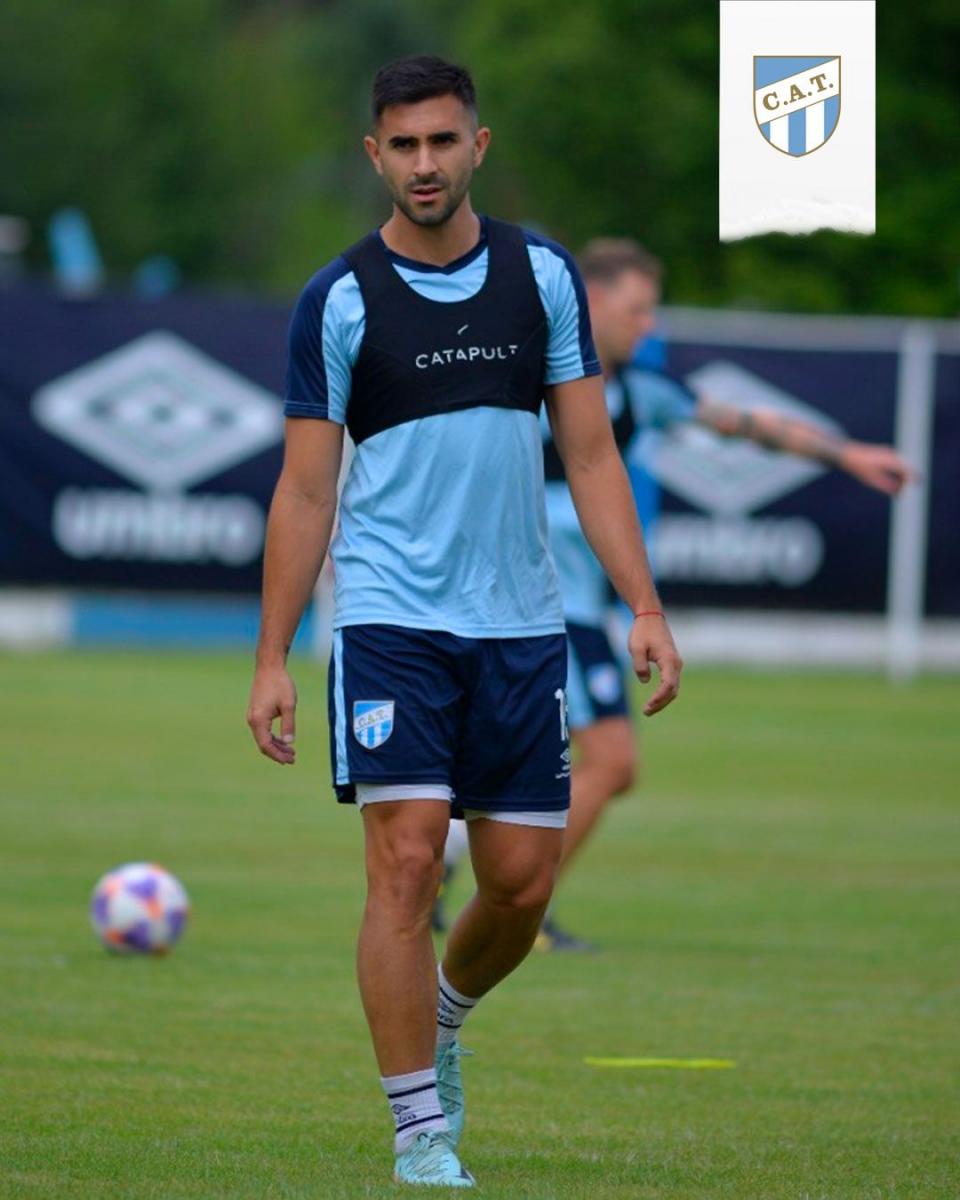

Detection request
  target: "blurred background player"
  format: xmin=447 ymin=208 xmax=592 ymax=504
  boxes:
xmin=435 ymin=237 xmax=914 ymax=949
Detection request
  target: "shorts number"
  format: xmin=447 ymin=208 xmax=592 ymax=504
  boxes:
xmin=554 ymin=686 xmax=569 ymax=743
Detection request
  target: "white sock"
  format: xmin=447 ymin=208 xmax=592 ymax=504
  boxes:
xmin=443 ymin=820 xmax=470 ymax=871
xmin=381 ymin=1066 xmax=449 ymax=1153
xmin=437 ymin=964 xmax=478 ymax=1046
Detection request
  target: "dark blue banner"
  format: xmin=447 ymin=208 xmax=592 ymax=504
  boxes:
xmin=926 ymin=351 xmax=960 ymax=617
xmin=0 ymin=284 xmax=289 ymax=592
xmin=652 ymin=342 xmax=902 ymax=613
xmin=1 ymin=285 xmax=957 ymax=615
xmin=637 ymin=319 xmax=959 ymax=617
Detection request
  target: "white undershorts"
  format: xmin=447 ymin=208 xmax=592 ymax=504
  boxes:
xmin=354 ymin=783 xmax=568 ymax=830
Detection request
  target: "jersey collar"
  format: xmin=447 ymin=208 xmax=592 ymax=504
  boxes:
xmin=377 ymin=215 xmax=489 ymax=275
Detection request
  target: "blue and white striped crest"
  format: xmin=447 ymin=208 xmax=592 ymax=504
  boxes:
xmin=754 ymin=56 xmax=841 ymax=157
xmin=353 ymin=700 xmax=394 ymax=750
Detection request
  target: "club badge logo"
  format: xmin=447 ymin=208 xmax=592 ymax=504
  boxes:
xmin=586 ymin=663 xmax=623 ymax=707
xmin=754 ymin=56 xmax=841 ymax=157
xmin=353 ymin=701 xmax=395 ymax=750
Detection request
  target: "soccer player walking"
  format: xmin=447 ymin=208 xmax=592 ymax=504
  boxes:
xmin=246 ymin=58 xmax=681 ymax=1187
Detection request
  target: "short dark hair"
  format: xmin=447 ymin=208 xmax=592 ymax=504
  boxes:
xmin=578 ymin=238 xmax=663 ymax=286
xmin=372 ymin=55 xmax=477 ymax=123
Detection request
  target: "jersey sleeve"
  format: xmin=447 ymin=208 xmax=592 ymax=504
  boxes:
xmin=524 ymin=232 xmax=601 ymax=385
xmin=623 ymin=366 xmax=698 ymax=430
xmin=284 ymin=257 xmax=360 ymax=424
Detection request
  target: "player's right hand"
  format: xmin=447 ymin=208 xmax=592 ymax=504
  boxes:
xmin=246 ymin=665 xmax=298 ymax=764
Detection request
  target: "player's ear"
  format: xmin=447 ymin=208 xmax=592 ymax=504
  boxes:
xmin=473 ymin=126 xmax=491 ymax=168
xmin=363 ymin=134 xmax=383 ymax=175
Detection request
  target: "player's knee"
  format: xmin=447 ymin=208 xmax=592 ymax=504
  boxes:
xmin=482 ymin=864 xmax=556 ymax=917
xmin=578 ymin=750 xmax=636 ymax=798
xmin=582 ymin=725 xmax=637 ymax=798
xmin=369 ymin=836 xmax=443 ymax=916
xmin=608 ymin=747 xmax=638 ymax=797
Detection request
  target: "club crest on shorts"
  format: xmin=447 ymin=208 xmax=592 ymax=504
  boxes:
xmin=353 ymin=700 xmax=394 ymax=749
xmin=754 ymin=56 xmax=840 ymax=157
xmin=587 ymin=663 xmax=623 ymax=706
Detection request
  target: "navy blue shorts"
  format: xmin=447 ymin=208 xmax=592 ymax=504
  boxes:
xmin=328 ymin=624 xmax=571 ymax=817
xmin=565 ymin=621 xmax=631 ymax=730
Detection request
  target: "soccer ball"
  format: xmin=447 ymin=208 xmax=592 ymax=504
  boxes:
xmin=90 ymin=862 xmax=190 ymax=955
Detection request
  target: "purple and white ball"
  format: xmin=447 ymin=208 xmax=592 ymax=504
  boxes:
xmin=90 ymin=863 xmax=190 ymax=955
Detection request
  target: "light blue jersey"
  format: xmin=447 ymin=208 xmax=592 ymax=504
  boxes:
xmin=285 ymin=219 xmax=600 ymax=638
xmin=542 ymin=366 xmax=697 ymax=627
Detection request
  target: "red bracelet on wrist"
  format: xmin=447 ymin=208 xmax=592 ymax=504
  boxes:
xmin=634 ymin=610 xmax=665 ymax=619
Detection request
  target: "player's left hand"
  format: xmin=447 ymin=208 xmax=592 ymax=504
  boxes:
xmin=629 ymin=614 xmax=683 ymax=716
xmin=840 ymin=442 xmax=916 ymax=496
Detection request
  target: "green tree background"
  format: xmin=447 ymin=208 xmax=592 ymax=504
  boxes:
xmin=2 ymin=0 xmax=957 ymax=314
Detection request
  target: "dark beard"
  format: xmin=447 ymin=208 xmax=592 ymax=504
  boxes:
xmin=390 ymin=175 xmax=471 ymax=228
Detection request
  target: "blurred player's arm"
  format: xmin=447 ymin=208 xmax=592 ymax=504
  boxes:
xmin=695 ymin=399 xmax=913 ymax=496
xmin=247 ymin=418 xmax=344 ymax=764
xmin=546 ymin=375 xmax=682 ymax=715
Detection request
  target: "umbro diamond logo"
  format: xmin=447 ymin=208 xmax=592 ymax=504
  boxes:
xmin=30 ymin=331 xmax=282 ymax=566
xmin=650 ymin=361 xmax=844 ymax=515
xmin=33 ymin=331 xmax=282 ymax=491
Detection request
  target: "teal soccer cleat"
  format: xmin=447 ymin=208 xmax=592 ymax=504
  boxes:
xmin=393 ymin=1131 xmax=475 ymax=1187
xmin=435 ymin=1040 xmax=473 ymax=1148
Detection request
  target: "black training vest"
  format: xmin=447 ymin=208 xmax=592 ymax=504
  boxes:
xmin=542 ymin=368 xmax=636 ymax=482
xmin=341 ymin=219 xmax=548 ymax=445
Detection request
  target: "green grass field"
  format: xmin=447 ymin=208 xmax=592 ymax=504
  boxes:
xmin=2 ymin=651 xmax=958 ymax=1198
